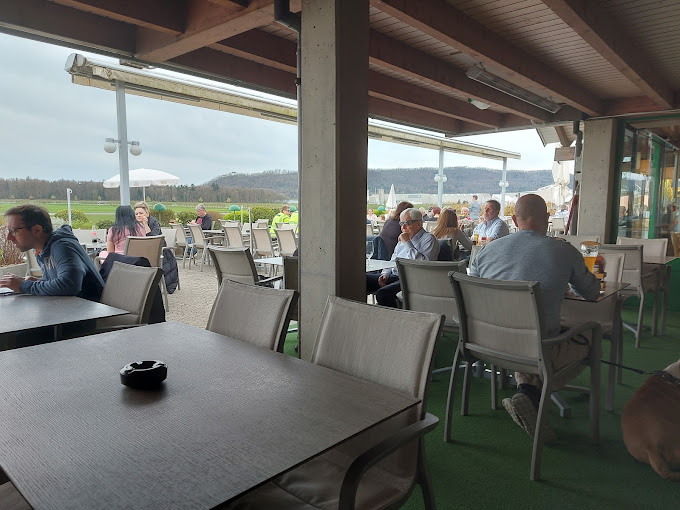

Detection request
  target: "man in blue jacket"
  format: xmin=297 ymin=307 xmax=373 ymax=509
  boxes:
xmin=1 ymin=205 xmax=104 ymax=300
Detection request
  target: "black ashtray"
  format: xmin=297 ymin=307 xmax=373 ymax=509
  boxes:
xmin=120 ymin=360 xmax=167 ymax=389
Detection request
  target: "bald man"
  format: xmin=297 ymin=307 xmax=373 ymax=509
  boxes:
xmin=470 ymin=194 xmax=600 ymax=439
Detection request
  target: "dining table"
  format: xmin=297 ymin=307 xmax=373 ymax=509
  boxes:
xmin=0 ymin=294 xmax=128 ymax=350
xmin=254 ymin=256 xmax=397 ymax=272
xmin=0 ymin=321 xmax=419 ymax=509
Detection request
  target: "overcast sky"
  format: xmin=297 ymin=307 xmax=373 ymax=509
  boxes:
xmin=0 ymin=33 xmax=559 ymax=186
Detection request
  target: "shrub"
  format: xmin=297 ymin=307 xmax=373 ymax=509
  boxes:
xmin=223 ymin=210 xmax=252 ymax=222
xmin=54 ymin=209 xmax=90 ymax=225
xmin=177 ymin=211 xmax=195 ymax=224
xmin=0 ymin=226 xmax=24 ymax=266
xmin=250 ymin=206 xmax=279 ymax=223
xmin=206 ymin=210 xmax=224 ymax=223
xmin=504 ymin=203 xmax=515 ymax=217
xmin=97 ymin=219 xmax=114 ymax=230
xmin=155 ymin=208 xmax=175 ymax=227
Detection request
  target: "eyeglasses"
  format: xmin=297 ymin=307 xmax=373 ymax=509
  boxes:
xmin=399 ymin=219 xmax=419 ymax=227
xmin=7 ymin=226 xmax=29 ymax=236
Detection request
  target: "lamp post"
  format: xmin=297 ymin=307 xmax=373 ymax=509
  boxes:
xmin=434 ymin=145 xmax=448 ymax=208
xmin=66 ymin=188 xmax=73 ymax=225
xmin=104 ymin=81 xmax=142 ymax=206
xmin=499 ymin=157 xmax=509 ymax=214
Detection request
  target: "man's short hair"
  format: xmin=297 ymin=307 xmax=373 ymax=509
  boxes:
xmin=282 ymin=205 xmax=290 ymax=212
xmin=195 ymin=203 xmax=206 ymax=212
xmin=487 ymin=199 xmax=501 ymax=213
xmin=401 ymin=208 xmax=422 ymax=222
xmin=472 ymin=195 xmax=478 ymax=200
xmin=4 ymin=204 xmax=53 ymax=234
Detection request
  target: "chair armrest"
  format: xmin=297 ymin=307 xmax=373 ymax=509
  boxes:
xmin=255 ymin=275 xmax=283 ymax=286
xmin=542 ymin=321 xmax=602 ymax=347
xmin=338 ymin=412 xmax=439 ymax=510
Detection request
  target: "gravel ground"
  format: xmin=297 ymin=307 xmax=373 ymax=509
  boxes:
xmin=165 ymin=258 xmax=220 ymax=328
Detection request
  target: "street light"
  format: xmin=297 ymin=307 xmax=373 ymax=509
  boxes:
xmin=104 ymin=138 xmax=142 ymax=156
xmin=66 ymin=188 xmax=73 ymax=225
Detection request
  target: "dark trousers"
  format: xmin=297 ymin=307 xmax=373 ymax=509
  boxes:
xmin=366 ymin=273 xmax=401 ymax=308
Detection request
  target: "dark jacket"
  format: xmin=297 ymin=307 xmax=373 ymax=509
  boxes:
xmin=148 ymin=216 xmax=162 ymax=236
xmin=196 ymin=214 xmax=213 ymax=230
xmin=20 ymin=225 xmax=105 ymax=301
xmin=145 ymin=219 xmax=180 ymax=294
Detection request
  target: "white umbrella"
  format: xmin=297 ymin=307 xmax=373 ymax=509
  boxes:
xmin=551 ymin=161 xmax=572 ymax=206
xmin=385 ymin=184 xmax=397 ymax=209
xmin=103 ymin=168 xmax=180 ymax=202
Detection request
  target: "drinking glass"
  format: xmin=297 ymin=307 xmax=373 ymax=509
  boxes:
xmin=366 ymin=241 xmax=374 ymax=260
xmin=580 ymin=241 xmax=600 ymax=272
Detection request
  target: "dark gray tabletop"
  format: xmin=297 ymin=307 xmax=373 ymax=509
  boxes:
xmin=0 ymin=321 xmax=419 ymax=509
xmin=564 ymin=281 xmax=630 ymax=302
xmin=0 ymin=294 xmax=128 ymax=335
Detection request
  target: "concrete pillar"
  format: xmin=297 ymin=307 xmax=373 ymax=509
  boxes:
xmin=578 ymin=118 xmax=619 ymax=241
xmin=299 ymin=0 xmax=369 ymax=360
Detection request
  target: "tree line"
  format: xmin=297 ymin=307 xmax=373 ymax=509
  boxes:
xmin=0 ymin=178 xmax=286 ymax=204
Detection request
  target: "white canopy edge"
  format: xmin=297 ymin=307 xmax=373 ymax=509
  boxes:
xmin=66 ymin=54 xmax=520 ymax=163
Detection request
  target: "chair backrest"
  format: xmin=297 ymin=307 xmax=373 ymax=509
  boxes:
xmin=397 ymin=258 xmax=467 ymax=324
xmin=170 ymin=223 xmax=189 ymax=246
xmin=366 ymin=223 xmax=374 ymax=236
xmin=206 ymin=279 xmax=298 ymax=352
xmin=551 ymin=217 xmax=566 ymax=232
xmin=555 ymin=234 xmax=601 ymax=251
xmin=124 ymin=236 xmax=164 ymax=268
xmin=24 ymin=249 xmax=42 ymax=277
xmin=424 ymin=222 xmax=437 ymax=232
xmin=470 ymin=243 xmax=485 ymax=264
xmin=599 ymin=244 xmax=642 ymax=288
xmin=282 ymin=255 xmax=298 ymax=292
xmin=616 ymin=236 xmax=668 ymax=260
xmin=188 ymin=224 xmax=207 ymax=248
xmin=275 ymin=228 xmax=297 ymax=256
xmin=98 ymin=261 xmax=163 ymax=326
xmin=207 ymin=246 xmax=259 ymax=286
xmin=450 ymin=273 xmax=545 ymax=369
xmin=602 ymin=252 xmax=625 ymax=284
xmin=672 ymin=233 xmax=680 ymax=256
xmin=312 ymin=296 xmax=444 ymax=416
xmin=223 ymin=225 xmax=245 ymax=248
xmin=255 ymin=219 xmax=269 ymax=228
xmin=252 ymin=227 xmax=275 ymax=257
xmin=160 ymin=228 xmax=177 ymax=248
xmin=71 ymin=229 xmax=94 ymax=245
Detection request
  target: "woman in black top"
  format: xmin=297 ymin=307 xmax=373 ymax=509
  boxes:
xmin=378 ymin=201 xmax=413 ymax=258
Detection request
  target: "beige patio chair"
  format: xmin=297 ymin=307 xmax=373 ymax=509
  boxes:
xmin=124 ymin=235 xmax=169 ymax=311
xmin=599 ymin=244 xmax=656 ymax=348
xmin=97 ymin=261 xmax=162 ymax=329
xmin=206 ymin=246 xmax=281 ymax=288
xmin=366 ymin=223 xmax=374 ymax=236
xmin=469 ymin=243 xmax=485 ymax=264
xmin=222 ymin=224 xmax=248 ymax=248
xmin=188 ymin=224 xmax=211 ymax=271
xmin=550 ymin=217 xmax=566 ymax=235
xmin=23 ymin=249 xmax=42 ymax=278
xmin=555 ymin=234 xmax=601 ymax=251
xmin=561 ymin=253 xmax=625 ymax=410
xmin=617 ymin=236 xmax=669 ymax=334
xmin=206 ymin=279 xmax=297 ymax=353
xmin=282 ymin=255 xmax=300 ymax=353
xmin=275 ymin=228 xmax=297 ymax=257
xmin=446 ymin=273 xmax=601 ymax=481
xmin=251 ymin=227 xmax=278 ymax=257
xmin=224 ymin=296 xmax=444 ymax=509
xmin=170 ymin=223 xmax=193 ymax=269
xmin=160 ymin=227 xmax=177 ymax=249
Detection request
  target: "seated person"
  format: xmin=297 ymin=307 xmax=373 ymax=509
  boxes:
xmin=134 ymin=201 xmax=161 ymax=235
xmin=470 ymin=194 xmax=600 ymax=439
xmin=189 ymin=203 xmax=213 ymax=230
xmin=426 ymin=206 xmax=441 ymax=221
xmin=367 ymin=208 xmax=439 ymax=307
xmin=459 ymin=206 xmax=471 ymax=221
xmin=431 ymin=208 xmax=472 ymax=252
xmin=473 ymin=199 xmax=509 ymax=241
xmin=378 ymin=201 xmax=413 ymax=259
xmin=366 ymin=209 xmax=378 ymax=223
xmin=270 ymin=205 xmax=291 ymax=235
xmin=0 ymin=204 xmax=104 ymax=300
xmin=99 ymin=205 xmax=145 ymax=259
xmin=553 ymin=204 xmax=570 ymax=219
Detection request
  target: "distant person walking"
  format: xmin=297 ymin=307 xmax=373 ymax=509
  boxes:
xmin=469 ymin=195 xmax=482 ymax=220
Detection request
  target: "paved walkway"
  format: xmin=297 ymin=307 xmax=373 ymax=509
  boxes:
xmin=165 ymin=257 xmax=219 ymax=328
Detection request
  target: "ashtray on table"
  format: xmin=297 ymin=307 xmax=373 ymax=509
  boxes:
xmin=120 ymin=360 xmax=167 ymax=389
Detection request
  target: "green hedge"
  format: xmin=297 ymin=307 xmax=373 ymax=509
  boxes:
xmin=250 ymin=206 xmax=279 ymax=223
xmin=222 ymin=210 xmax=252 ymax=222
xmin=177 ymin=211 xmax=195 ymax=224
xmin=97 ymin=219 xmax=114 ymax=230
xmin=54 ymin=209 xmax=90 ymax=225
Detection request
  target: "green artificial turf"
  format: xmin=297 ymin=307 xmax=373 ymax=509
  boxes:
xmin=283 ymin=305 xmax=680 ymax=509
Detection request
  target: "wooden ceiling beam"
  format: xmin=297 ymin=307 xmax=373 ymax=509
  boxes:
xmin=50 ymin=0 xmax=185 ymax=34
xmin=369 ymin=97 xmax=463 ymax=135
xmin=603 ymin=96 xmax=670 ymax=117
xmin=554 ymin=125 xmax=571 ymax=147
xmin=136 ymin=0 xmax=300 ymax=63
xmin=369 ymin=31 xmax=551 ymax=122
xmin=541 ymin=0 xmax=676 ymax=110
xmin=372 ymin=0 xmax=603 ymax=116
xmin=0 ymin=0 xmax=135 ymax=54
xmin=213 ymin=30 xmax=531 ymax=129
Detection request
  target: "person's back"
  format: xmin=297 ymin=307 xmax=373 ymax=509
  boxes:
xmin=469 ymin=198 xmax=482 ymax=220
xmin=108 ymin=224 xmax=146 ymax=254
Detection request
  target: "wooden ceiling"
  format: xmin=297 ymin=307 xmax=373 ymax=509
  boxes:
xmin=1 ymin=0 xmax=679 ymax=144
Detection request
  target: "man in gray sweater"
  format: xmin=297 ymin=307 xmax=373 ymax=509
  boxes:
xmin=470 ymin=194 xmax=600 ymax=439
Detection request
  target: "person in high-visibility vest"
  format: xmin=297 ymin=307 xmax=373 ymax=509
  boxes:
xmin=289 ymin=206 xmax=299 ymax=225
xmin=270 ymin=205 xmax=291 ymax=235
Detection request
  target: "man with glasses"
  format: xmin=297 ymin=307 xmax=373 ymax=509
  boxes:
xmin=1 ymin=205 xmax=104 ymax=301
xmin=366 ymin=208 xmax=439 ymax=307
